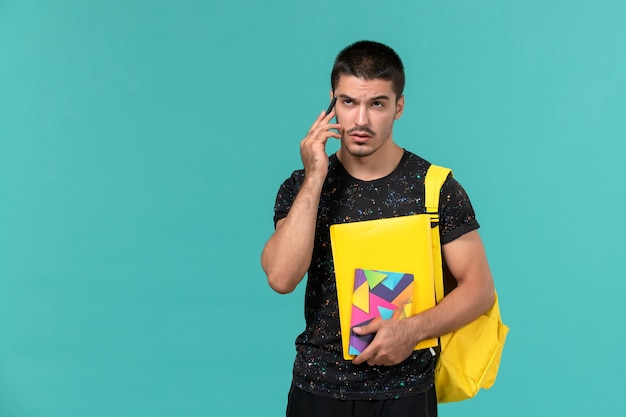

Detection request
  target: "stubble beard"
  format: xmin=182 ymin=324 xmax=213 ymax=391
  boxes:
xmin=341 ymin=125 xmax=393 ymax=158
xmin=345 ymin=142 xmax=378 ymax=157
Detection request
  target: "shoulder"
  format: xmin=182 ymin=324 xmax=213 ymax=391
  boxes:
xmin=280 ymin=169 xmax=305 ymax=191
xmin=391 ymin=149 xmax=432 ymax=183
xmin=402 ymin=150 xmax=431 ymax=169
xmin=439 ymin=174 xmax=480 ymax=243
xmin=441 ymin=173 xmax=464 ymax=195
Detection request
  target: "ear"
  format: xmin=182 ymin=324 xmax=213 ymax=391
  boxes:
xmin=394 ymin=95 xmax=405 ymax=120
xmin=330 ymin=89 xmax=334 ymax=101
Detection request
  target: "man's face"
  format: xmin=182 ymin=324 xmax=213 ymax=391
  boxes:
xmin=333 ymin=75 xmax=404 ymax=158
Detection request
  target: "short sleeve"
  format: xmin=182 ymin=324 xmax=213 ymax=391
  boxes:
xmin=273 ymin=170 xmax=305 ymax=227
xmin=438 ymin=174 xmax=480 ymax=244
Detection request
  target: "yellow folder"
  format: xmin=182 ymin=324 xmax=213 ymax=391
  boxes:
xmin=330 ymin=214 xmax=438 ymax=360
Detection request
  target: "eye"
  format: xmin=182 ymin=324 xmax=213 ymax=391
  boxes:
xmin=343 ymin=99 xmax=353 ymax=105
xmin=372 ymin=101 xmax=384 ymax=107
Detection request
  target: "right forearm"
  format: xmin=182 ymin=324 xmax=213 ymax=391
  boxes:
xmin=261 ymin=178 xmax=324 ymax=294
xmin=262 ymin=107 xmax=340 ymax=294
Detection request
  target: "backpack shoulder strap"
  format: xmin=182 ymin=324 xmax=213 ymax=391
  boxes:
xmin=424 ymin=164 xmax=452 ymax=304
xmin=425 ymin=164 xmax=452 ymax=213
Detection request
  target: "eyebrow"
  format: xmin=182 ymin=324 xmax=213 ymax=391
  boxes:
xmin=337 ymin=93 xmax=391 ymax=102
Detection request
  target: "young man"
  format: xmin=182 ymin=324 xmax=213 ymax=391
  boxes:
xmin=261 ymin=41 xmax=495 ymax=417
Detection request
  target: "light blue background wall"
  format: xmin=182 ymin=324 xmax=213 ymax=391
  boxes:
xmin=1 ymin=1 xmax=625 ymax=416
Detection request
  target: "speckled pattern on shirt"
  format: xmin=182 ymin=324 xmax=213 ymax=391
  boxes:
xmin=273 ymin=150 xmax=479 ymax=400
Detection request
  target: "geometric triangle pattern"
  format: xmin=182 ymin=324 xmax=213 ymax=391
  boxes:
xmin=364 ymin=269 xmax=388 ymax=289
xmin=349 ymin=268 xmax=415 ymax=355
xmin=381 ymin=271 xmax=405 ymax=290
xmin=354 ymin=268 xmax=368 ymax=288
xmin=402 ymin=302 xmax=412 ymax=319
xmin=378 ymin=306 xmax=395 ymax=320
xmin=353 ymin=282 xmax=370 ymax=314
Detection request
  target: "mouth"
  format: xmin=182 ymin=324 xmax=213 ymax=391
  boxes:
xmin=348 ymin=131 xmax=373 ymax=144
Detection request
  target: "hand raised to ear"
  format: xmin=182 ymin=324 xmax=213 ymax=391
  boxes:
xmin=300 ymin=109 xmax=340 ymax=183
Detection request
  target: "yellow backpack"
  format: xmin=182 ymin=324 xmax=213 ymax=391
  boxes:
xmin=425 ymin=165 xmax=509 ymax=403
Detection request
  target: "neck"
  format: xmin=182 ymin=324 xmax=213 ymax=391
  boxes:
xmin=337 ymin=142 xmax=404 ymax=181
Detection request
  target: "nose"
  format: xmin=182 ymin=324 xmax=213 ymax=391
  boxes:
xmin=355 ymin=104 xmax=369 ymax=126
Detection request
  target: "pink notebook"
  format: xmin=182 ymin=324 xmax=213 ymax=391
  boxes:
xmin=349 ymin=268 xmax=414 ymax=356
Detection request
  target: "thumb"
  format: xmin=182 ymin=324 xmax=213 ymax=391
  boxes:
xmin=352 ymin=318 xmax=382 ymax=335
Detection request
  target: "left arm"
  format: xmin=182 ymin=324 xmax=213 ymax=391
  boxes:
xmin=352 ymin=230 xmax=495 ymax=366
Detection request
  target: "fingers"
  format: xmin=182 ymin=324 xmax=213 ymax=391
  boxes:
xmin=316 ymin=107 xmax=336 ymax=125
xmin=353 ymin=343 xmax=385 ymax=366
xmin=311 ymin=105 xmax=339 ymax=128
xmin=306 ymin=110 xmax=328 ymax=135
xmin=300 ymin=109 xmax=340 ymax=172
xmin=351 ymin=320 xmax=414 ymax=367
xmin=352 ymin=319 xmax=381 ymax=337
xmin=306 ymin=109 xmax=340 ymax=139
xmin=298 ymin=108 xmax=341 ymax=183
xmin=351 ymin=321 xmax=381 ymax=366
xmin=351 ymin=349 xmax=371 ymax=366
xmin=301 ymin=114 xmax=340 ymax=153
